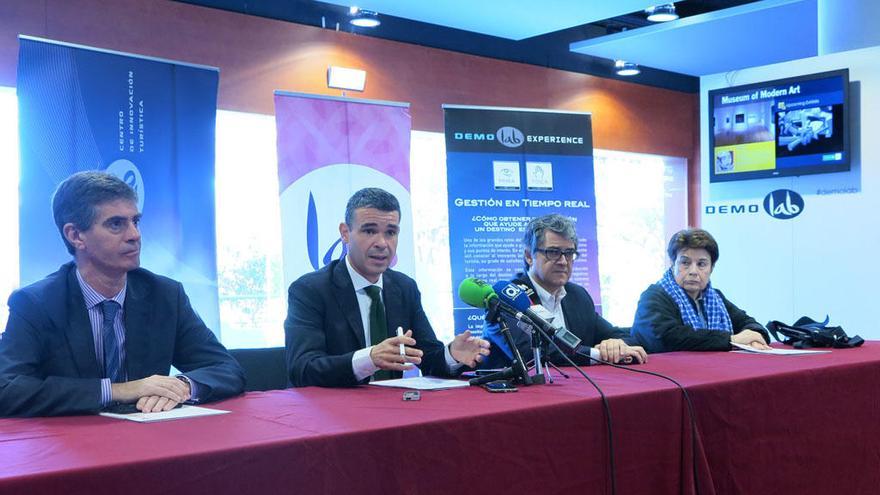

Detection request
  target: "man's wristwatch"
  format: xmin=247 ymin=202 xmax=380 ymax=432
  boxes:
xmin=175 ymin=375 xmax=195 ymax=402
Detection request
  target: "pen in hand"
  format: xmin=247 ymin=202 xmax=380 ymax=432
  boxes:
xmin=397 ymin=326 xmax=413 ymax=367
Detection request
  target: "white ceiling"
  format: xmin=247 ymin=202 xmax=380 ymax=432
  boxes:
xmin=570 ymin=0 xmax=818 ymax=76
xmin=323 ymin=0 xmax=660 ymax=40
xmin=320 ymin=0 xmax=840 ymax=77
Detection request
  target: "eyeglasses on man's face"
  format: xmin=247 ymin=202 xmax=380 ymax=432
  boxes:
xmin=535 ymin=247 xmax=579 ymax=262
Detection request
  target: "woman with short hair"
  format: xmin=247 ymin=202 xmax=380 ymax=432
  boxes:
xmin=630 ymin=228 xmax=770 ymax=353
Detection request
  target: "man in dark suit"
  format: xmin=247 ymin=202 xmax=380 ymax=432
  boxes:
xmin=481 ymin=214 xmax=647 ymax=369
xmin=0 ymin=171 xmax=244 ymax=417
xmin=286 ymin=188 xmax=489 ymax=387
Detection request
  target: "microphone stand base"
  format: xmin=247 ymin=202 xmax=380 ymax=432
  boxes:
xmin=529 ymin=374 xmax=547 ymax=385
xmin=468 ymin=365 xmax=530 ymax=386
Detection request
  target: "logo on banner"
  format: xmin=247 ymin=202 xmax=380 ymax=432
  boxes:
xmin=279 ymin=163 xmax=414 ymax=284
xmin=526 ymin=161 xmax=553 ymax=191
xmin=496 ymin=126 xmax=524 ymax=148
xmin=763 ymin=189 xmax=804 ymax=219
xmin=306 ymin=192 xmax=348 ymax=270
xmin=106 ymin=159 xmax=145 ymax=212
xmin=492 ymin=161 xmax=521 ymax=191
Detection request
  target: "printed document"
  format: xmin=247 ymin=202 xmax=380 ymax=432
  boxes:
xmin=732 ymin=342 xmax=831 ymax=355
xmin=100 ymin=405 xmax=230 ymax=423
xmin=369 ymin=376 xmax=470 ymax=390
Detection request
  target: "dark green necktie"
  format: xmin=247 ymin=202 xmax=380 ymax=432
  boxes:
xmin=364 ymin=285 xmax=391 ymax=380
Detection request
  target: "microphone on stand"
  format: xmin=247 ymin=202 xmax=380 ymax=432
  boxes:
xmin=457 ymin=277 xmax=533 ymax=386
xmin=491 ymin=281 xmax=553 ymax=383
xmin=493 ymin=282 xmax=572 ymax=345
xmin=488 ymin=281 xmax=548 ymax=332
xmin=495 ymin=282 xmax=601 ymax=362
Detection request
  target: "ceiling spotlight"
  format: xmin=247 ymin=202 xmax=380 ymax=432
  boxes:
xmin=646 ymin=4 xmax=679 ymax=22
xmin=349 ymin=7 xmax=381 ymax=28
xmin=615 ymin=60 xmax=640 ymax=76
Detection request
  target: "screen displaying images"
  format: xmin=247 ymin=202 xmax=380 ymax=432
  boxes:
xmin=709 ymin=69 xmax=850 ymax=183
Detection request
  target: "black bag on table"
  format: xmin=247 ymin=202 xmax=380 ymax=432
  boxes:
xmin=766 ymin=316 xmax=864 ymax=349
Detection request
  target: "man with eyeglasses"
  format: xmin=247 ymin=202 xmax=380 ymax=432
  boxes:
xmin=481 ymin=214 xmax=647 ymax=369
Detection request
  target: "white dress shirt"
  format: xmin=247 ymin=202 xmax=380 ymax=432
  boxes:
xmin=527 ymin=271 xmax=602 ymax=363
xmin=527 ymin=271 xmax=569 ymax=330
xmin=346 ymin=257 xmax=458 ymax=381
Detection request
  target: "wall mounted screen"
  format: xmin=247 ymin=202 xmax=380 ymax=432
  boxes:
xmin=709 ymin=69 xmax=850 ymax=182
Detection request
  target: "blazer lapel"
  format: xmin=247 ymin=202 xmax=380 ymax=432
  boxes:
xmin=560 ymin=285 xmax=586 ymax=334
xmin=122 ymin=272 xmax=154 ymax=380
xmin=64 ymin=266 xmax=101 ymax=378
xmin=332 ymin=260 xmax=367 ymax=348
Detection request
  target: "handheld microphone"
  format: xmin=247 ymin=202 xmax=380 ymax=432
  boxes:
xmin=458 ymin=278 xmax=538 ymax=327
xmin=491 ymin=281 xmax=556 ymax=336
xmin=457 ymin=277 xmax=497 ymax=309
xmin=456 ymin=277 xmax=533 ymax=386
xmin=457 ymin=277 xmax=527 ymax=360
xmin=528 ymin=304 xmax=584 ymax=354
xmin=513 ymin=282 xmax=538 ymax=305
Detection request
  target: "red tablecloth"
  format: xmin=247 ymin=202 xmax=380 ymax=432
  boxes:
xmin=2 ymin=344 xmax=879 ymax=495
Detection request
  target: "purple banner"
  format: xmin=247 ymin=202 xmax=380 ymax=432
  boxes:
xmin=274 ymin=92 xmax=413 ymax=287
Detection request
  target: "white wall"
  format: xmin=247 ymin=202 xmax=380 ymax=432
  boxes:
xmin=818 ymin=0 xmax=880 ymax=56
xmin=0 ymin=87 xmax=18 ymax=331
xmin=701 ymin=44 xmax=880 ymax=339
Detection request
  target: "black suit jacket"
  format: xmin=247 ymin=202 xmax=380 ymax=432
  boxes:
xmin=482 ymin=273 xmax=633 ymax=368
xmin=285 ymin=259 xmax=451 ymax=387
xmin=0 ymin=262 xmax=245 ymax=417
xmin=630 ymin=283 xmax=769 ymax=353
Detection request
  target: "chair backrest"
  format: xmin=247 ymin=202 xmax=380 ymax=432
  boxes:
xmin=229 ymin=347 xmax=289 ymax=392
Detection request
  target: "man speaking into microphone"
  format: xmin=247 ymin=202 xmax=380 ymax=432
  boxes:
xmin=481 ymin=214 xmax=646 ymax=369
xmin=285 ymin=188 xmax=490 ymax=387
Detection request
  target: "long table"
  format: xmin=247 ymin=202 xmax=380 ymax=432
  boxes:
xmin=2 ymin=344 xmax=879 ymax=495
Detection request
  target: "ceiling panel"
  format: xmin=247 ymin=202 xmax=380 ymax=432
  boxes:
xmin=322 ymin=0 xmax=660 ymax=40
xmin=570 ymin=0 xmax=818 ymax=76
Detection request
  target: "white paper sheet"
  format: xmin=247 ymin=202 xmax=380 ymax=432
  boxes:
xmin=368 ymin=376 xmax=470 ymax=390
xmin=99 ymin=405 xmax=230 ymax=423
xmin=731 ymin=342 xmax=831 ymax=355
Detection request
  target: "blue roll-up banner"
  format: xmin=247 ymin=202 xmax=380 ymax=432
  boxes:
xmin=443 ymin=105 xmax=598 ymax=335
xmin=16 ymin=36 xmax=221 ymax=335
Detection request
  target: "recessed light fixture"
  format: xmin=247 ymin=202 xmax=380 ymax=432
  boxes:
xmin=614 ymin=60 xmax=640 ymax=76
xmin=646 ymin=4 xmax=679 ymax=22
xmin=349 ymin=7 xmax=381 ymax=28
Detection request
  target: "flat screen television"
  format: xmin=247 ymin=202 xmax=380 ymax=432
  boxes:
xmin=708 ymin=69 xmax=850 ymax=183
